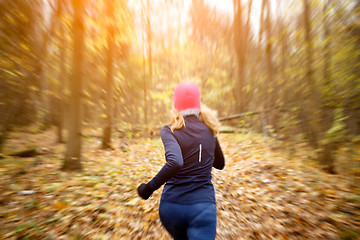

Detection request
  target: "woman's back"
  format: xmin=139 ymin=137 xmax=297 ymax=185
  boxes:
xmin=161 ymin=115 xmax=217 ymax=204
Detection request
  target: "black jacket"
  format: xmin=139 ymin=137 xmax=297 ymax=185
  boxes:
xmin=147 ymin=115 xmax=225 ymax=204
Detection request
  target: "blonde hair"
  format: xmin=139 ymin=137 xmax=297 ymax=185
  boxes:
xmin=170 ymin=104 xmax=221 ymax=136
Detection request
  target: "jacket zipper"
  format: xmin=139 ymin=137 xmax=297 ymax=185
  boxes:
xmin=199 ymin=144 xmax=202 ymax=162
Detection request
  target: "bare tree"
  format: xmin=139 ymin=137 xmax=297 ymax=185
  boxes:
xmin=258 ymin=0 xmax=274 ymax=136
xmin=233 ymin=0 xmax=252 ymax=112
xmin=303 ymin=0 xmax=321 ymax=149
xmin=54 ymin=0 xmax=66 ymax=143
xmin=62 ymin=0 xmax=85 ymax=171
xmin=102 ymin=0 xmax=115 ymax=149
xmin=146 ymin=0 xmax=153 ymax=125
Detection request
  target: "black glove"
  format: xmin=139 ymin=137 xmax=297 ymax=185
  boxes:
xmin=137 ymin=183 xmax=153 ymax=200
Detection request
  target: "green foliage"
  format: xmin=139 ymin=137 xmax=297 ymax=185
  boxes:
xmin=323 ymin=108 xmax=348 ymax=145
xmin=339 ymin=226 xmax=360 ymax=240
xmin=14 ymin=221 xmax=37 ymax=234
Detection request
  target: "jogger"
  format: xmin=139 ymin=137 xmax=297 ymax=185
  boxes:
xmin=137 ymin=82 xmax=225 ymax=240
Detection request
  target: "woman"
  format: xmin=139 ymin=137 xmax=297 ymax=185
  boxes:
xmin=137 ymin=82 xmax=225 ymax=240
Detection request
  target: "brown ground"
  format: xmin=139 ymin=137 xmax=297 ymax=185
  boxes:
xmin=0 ymin=128 xmax=359 ymax=239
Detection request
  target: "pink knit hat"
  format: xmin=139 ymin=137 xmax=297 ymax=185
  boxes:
xmin=174 ymin=82 xmax=201 ymax=111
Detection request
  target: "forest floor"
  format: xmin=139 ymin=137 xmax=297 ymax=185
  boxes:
xmin=0 ymin=128 xmax=359 ymax=240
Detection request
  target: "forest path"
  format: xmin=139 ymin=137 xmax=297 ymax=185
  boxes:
xmin=0 ymin=130 xmax=359 ymax=239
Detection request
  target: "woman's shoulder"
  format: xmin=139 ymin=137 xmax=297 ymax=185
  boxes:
xmin=160 ymin=125 xmax=172 ymax=135
xmin=161 ymin=124 xmax=171 ymax=130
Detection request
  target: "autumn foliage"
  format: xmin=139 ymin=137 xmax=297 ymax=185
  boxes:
xmin=0 ymin=130 xmax=359 ymax=239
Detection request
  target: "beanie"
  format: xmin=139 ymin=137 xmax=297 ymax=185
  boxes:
xmin=174 ymin=82 xmax=201 ymax=111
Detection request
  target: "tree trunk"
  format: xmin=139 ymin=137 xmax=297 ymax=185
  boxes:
xmin=263 ymin=0 xmax=277 ymax=132
xmin=146 ymin=0 xmax=153 ymax=124
xmin=280 ymin=20 xmax=288 ymax=105
xmin=143 ymin=34 xmax=148 ymax=126
xmin=318 ymin=142 xmax=336 ymax=174
xmin=55 ymin=0 xmax=65 ymax=144
xmin=0 ymin=84 xmax=28 ymax=152
xmin=245 ymin=0 xmax=253 ymax=38
xmin=102 ymin=0 xmax=115 ymax=149
xmin=348 ymin=0 xmax=360 ymax=135
xmin=53 ymin=95 xmax=64 ymax=143
xmin=303 ymin=0 xmax=321 ymax=149
xmin=316 ymin=0 xmax=336 ymax=172
xmin=233 ymin=0 xmax=247 ymax=113
xmin=259 ymin=0 xmax=270 ymax=136
xmin=261 ymin=106 xmax=269 ymax=137
xmin=62 ymin=0 xmax=85 ymax=171
xmin=34 ymin=2 xmax=58 ymax=126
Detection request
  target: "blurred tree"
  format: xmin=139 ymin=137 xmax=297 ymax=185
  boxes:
xmin=302 ymin=0 xmax=321 ymax=149
xmin=233 ymin=0 xmax=247 ymax=112
xmin=53 ymin=0 xmax=67 ymax=143
xmin=146 ymin=0 xmax=153 ymax=125
xmin=101 ymin=0 xmax=115 ymax=149
xmin=259 ymin=0 xmax=275 ymax=136
xmin=143 ymin=32 xmax=148 ymax=126
xmin=141 ymin=0 xmax=149 ymax=126
xmin=317 ymin=0 xmax=335 ymax=173
xmin=190 ymin=0 xmax=207 ymax=43
xmin=187 ymin=0 xmax=236 ymax=116
xmin=63 ymin=0 xmax=85 ymax=171
xmin=0 ymin=0 xmax=42 ymax=151
xmin=349 ymin=0 xmax=360 ymax=135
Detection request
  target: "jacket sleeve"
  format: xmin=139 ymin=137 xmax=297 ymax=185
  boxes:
xmin=213 ymin=137 xmax=225 ymax=170
xmin=147 ymin=126 xmax=184 ymax=192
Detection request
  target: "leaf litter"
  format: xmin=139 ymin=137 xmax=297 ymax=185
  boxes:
xmin=0 ymin=130 xmax=359 ymax=239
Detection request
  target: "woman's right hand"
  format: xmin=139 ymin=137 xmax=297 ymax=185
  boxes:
xmin=137 ymin=183 xmax=153 ymax=200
